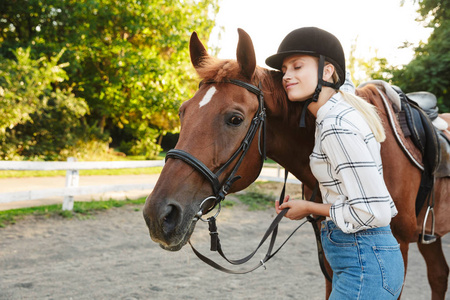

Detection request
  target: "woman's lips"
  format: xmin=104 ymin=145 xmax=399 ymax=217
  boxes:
xmin=285 ymin=82 xmax=297 ymax=90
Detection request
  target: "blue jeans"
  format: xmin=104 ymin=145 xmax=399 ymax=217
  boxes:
xmin=321 ymin=221 xmax=404 ymax=300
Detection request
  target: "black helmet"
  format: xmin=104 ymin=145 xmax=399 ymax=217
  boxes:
xmin=265 ymin=27 xmax=346 ymax=86
xmin=265 ymin=27 xmax=346 ymax=127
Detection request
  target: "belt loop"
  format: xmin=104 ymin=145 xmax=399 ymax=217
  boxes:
xmin=321 ymin=220 xmax=328 ymax=231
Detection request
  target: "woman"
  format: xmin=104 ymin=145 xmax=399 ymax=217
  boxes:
xmin=265 ymin=27 xmax=405 ymax=299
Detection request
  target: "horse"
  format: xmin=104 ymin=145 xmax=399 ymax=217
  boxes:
xmin=143 ymin=29 xmax=450 ymax=299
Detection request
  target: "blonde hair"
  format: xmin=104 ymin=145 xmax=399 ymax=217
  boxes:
xmin=330 ymin=67 xmax=386 ymax=143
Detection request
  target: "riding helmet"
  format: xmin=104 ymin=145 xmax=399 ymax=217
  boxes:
xmin=265 ymin=27 xmax=346 ymax=87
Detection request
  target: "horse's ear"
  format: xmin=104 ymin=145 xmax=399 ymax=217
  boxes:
xmin=190 ymin=31 xmax=208 ymax=69
xmin=236 ymin=28 xmax=256 ymax=80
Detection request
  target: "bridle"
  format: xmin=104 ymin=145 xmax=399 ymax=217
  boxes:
xmin=165 ymin=78 xmax=331 ymax=280
xmin=165 ymin=79 xmax=266 ymax=220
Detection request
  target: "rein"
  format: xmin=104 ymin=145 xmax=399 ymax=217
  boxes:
xmin=189 ymin=171 xmax=320 ymax=274
xmin=190 ymin=174 xmax=332 ymax=280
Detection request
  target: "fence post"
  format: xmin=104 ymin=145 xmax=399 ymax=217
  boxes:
xmin=62 ymin=157 xmax=79 ymax=211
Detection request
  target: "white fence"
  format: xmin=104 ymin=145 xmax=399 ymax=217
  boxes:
xmin=0 ymin=158 xmax=165 ymax=210
xmin=0 ymin=158 xmax=299 ymax=211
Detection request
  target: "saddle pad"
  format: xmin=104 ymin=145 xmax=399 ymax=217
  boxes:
xmin=357 ymin=82 xmax=424 ymax=171
xmin=359 ymin=80 xmax=402 ymax=112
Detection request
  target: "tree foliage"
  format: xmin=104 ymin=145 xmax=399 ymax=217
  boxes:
xmin=390 ymin=0 xmax=450 ymax=111
xmin=0 ymin=48 xmax=74 ymax=132
xmin=0 ymin=0 xmax=219 ymax=160
xmin=0 ymin=48 xmax=92 ymax=160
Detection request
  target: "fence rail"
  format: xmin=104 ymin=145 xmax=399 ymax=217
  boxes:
xmin=0 ymin=158 xmax=299 ymax=211
xmin=0 ymin=158 xmax=165 ymax=210
xmin=0 ymin=160 xmax=165 ymax=171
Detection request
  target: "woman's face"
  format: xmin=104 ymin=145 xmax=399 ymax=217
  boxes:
xmin=281 ymin=55 xmax=318 ymax=102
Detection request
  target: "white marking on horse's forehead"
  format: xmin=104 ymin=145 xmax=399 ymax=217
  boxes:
xmin=199 ymin=86 xmax=217 ymax=108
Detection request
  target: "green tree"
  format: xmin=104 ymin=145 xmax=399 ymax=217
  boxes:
xmin=0 ymin=47 xmax=69 ymax=132
xmin=0 ymin=0 xmax=219 ymax=159
xmin=391 ymin=0 xmax=450 ymax=111
xmin=0 ymin=47 xmax=92 ymax=160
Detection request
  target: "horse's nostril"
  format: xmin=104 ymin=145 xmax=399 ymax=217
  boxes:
xmin=162 ymin=204 xmax=181 ymax=234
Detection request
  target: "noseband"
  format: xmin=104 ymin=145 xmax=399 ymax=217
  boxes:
xmin=165 ymin=79 xmax=266 ymax=219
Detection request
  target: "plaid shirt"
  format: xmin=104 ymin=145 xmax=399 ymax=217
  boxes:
xmin=310 ymin=92 xmax=398 ymax=233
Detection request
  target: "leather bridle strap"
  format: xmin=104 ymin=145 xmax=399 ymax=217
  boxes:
xmin=189 ymin=172 xmax=319 ymax=274
xmin=189 ymin=207 xmax=311 ymax=274
xmin=188 ymin=209 xmax=292 ymax=274
xmin=165 ymin=149 xmax=222 ymax=196
xmin=166 ymin=79 xmax=266 ymax=210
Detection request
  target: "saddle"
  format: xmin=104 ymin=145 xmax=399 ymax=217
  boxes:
xmin=358 ymin=81 xmax=442 ymax=217
xmin=406 ymin=92 xmax=449 ymax=131
xmin=406 ymin=91 xmax=450 ymax=178
xmin=393 ymin=86 xmax=442 ymax=218
xmin=394 ymin=86 xmax=441 ymax=173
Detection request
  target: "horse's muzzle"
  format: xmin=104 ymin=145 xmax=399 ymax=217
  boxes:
xmin=143 ymin=198 xmax=196 ymax=251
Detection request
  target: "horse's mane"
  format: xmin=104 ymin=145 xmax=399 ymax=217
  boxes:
xmin=195 ymin=56 xmax=244 ymax=82
xmin=195 ymin=56 xmax=298 ymax=120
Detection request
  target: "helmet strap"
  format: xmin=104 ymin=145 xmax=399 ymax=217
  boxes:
xmin=299 ymin=55 xmax=324 ymax=127
xmin=298 ymin=55 xmax=339 ymax=128
xmin=312 ymin=55 xmax=326 ymax=102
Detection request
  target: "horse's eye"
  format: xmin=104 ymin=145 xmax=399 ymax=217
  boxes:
xmin=228 ymin=115 xmax=243 ymax=126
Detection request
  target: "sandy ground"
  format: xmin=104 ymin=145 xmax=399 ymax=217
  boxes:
xmin=1 ymin=192 xmax=450 ymax=300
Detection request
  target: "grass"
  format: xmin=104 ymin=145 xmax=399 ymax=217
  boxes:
xmin=236 ymin=191 xmax=274 ymax=211
xmin=235 ymin=182 xmax=277 ymax=211
xmin=0 ymin=185 xmax=275 ymax=228
xmin=0 ymin=197 xmax=147 ymax=228
xmin=0 ymin=197 xmax=240 ymax=228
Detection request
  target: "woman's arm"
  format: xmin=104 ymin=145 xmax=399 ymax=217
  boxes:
xmin=276 ymin=195 xmax=332 ymax=220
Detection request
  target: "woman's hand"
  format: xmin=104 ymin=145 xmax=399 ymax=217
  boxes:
xmin=275 ymin=195 xmax=312 ymax=220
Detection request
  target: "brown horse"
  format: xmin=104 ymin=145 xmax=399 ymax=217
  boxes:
xmin=143 ymin=29 xmax=450 ymax=299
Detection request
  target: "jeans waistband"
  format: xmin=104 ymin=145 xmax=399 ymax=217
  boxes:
xmin=321 ymin=220 xmax=391 ymax=235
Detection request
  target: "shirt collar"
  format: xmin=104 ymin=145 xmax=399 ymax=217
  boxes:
xmin=316 ymin=92 xmax=343 ymax=125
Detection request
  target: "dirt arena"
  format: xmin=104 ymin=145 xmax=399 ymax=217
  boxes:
xmin=1 ymin=195 xmax=450 ymax=299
